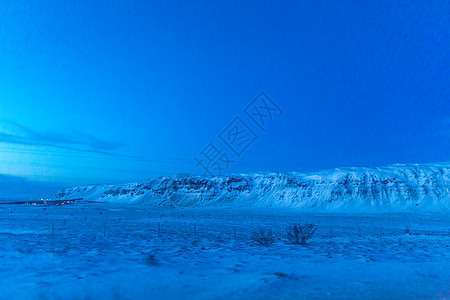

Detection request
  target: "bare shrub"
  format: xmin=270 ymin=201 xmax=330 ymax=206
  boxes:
xmin=145 ymin=253 xmax=159 ymax=266
xmin=287 ymin=223 xmax=317 ymax=245
xmin=273 ymin=272 xmax=298 ymax=280
xmin=252 ymin=228 xmax=275 ymax=246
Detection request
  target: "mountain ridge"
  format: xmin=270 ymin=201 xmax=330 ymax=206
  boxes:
xmin=54 ymin=162 xmax=450 ymax=210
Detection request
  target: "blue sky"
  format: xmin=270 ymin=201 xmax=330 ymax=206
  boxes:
xmin=0 ymin=0 xmax=449 ymax=193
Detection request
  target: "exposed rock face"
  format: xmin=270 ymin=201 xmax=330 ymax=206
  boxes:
xmin=55 ymin=163 xmax=450 ymax=210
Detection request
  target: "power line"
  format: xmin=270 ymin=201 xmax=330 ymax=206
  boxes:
xmin=0 ymin=146 xmax=193 ymax=163
xmin=0 ymin=160 xmax=152 ymax=174
xmin=0 ymin=146 xmax=318 ymax=175
xmin=0 ymin=147 xmax=311 ymax=169
xmin=1 ymin=172 xmax=151 ymax=183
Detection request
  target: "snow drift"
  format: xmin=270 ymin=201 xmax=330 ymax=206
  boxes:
xmin=54 ymin=163 xmax=450 ymax=210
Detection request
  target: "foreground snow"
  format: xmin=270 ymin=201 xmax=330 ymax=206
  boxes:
xmin=1 ymin=203 xmax=449 ymax=299
xmin=55 ymin=163 xmax=450 ymax=210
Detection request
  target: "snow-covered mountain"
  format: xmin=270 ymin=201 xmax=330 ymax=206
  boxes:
xmin=55 ymin=163 xmax=450 ymax=210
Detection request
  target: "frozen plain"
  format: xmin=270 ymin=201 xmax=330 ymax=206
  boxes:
xmin=0 ymin=203 xmax=449 ymax=299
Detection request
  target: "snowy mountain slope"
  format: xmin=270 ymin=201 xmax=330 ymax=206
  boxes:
xmin=55 ymin=163 xmax=450 ymax=210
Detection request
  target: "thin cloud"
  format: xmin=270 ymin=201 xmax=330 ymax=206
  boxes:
xmin=0 ymin=121 xmax=126 ymax=156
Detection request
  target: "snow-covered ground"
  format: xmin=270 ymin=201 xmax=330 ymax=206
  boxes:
xmin=1 ymin=203 xmax=449 ymax=299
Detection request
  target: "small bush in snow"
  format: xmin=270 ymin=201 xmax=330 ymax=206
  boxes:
xmin=273 ymin=272 xmax=298 ymax=280
xmin=286 ymin=223 xmax=317 ymax=245
xmin=405 ymin=226 xmax=410 ymax=235
xmin=145 ymin=253 xmax=159 ymax=266
xmin=252 ymin=228 xmax=275 ymax=246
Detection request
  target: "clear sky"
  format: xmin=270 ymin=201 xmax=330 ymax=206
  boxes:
xmin=0 ymin=1 xmax=449 ymax=191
